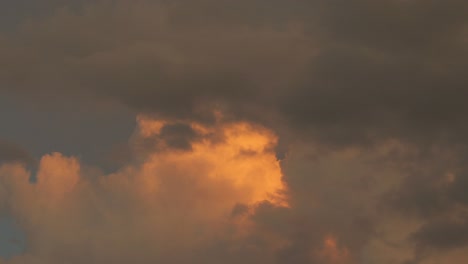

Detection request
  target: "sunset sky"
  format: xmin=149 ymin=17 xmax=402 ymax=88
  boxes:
xmin=1 ymin=1 xmax=468 ymax=263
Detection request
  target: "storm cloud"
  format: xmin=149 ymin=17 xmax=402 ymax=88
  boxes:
xmin=1 ymin=0 xmax=468 ymax=263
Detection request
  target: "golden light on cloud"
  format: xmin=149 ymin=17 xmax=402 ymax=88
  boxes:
xmin=0 ymin=114 xmax=289 ymax=262
xmin=133 ymin=115 xmax=288 ymax=208
xmin=35 ymin=153 xmax=80 ymax=205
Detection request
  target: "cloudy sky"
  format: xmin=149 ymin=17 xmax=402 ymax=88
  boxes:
xmin=1 ymin=1 xmax=468 ymax=263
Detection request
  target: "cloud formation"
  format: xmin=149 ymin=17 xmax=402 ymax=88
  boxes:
xmin=1 ymin=0 xmax=468 ymax=263
xmin=2 ymin=1 xmax=468 ymax=142
xmin=0 ymin=117 xmax=290 ymax=263
xmin=2 ymin=116 xmax=464 ymax=263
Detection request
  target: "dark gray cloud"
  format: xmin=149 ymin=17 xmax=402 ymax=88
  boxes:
xmin=1 ymin=0 xmax=468 ymax=146
xmin=412 ymin=217 xmax=468 ymax=251
xmin=0 ymin=140 xmax=34 ymax=166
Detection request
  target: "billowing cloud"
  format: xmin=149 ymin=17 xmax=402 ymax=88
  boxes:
xmin=1 ymin=118 xmax=456 ymax=263
xmin=0 ymin=117 xmax=290 ymax=263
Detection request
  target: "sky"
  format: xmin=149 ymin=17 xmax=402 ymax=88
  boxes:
xmin=1 ymin=1 xmax=468 ymax=263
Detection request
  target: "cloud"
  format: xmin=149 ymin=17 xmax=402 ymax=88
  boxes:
xmin=1 ymin=1 xmax=468 ymax=145
xmin=1 ymin=116 xmax=468 ymax=263
xmin=0 ymin=116 xmax=290 ymax=263
xmin=0 ymin=0 xmax=313 ymax=124
xmin=0 ymin=141 xmax=34 ymax=166
xmin=1 ymin=1 xmax=468 ymax=263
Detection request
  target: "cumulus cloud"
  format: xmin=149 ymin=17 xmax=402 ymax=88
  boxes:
xmin=0 ymin=117 xmax=455 ymax=264
xmin=0 ymin=117 xmax=291 ymax=263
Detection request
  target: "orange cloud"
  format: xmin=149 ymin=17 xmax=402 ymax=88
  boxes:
xmin=0 ymin=115 xmax=288 ymax=263
xmin=130 ymin=115 xmax=288 ymax=208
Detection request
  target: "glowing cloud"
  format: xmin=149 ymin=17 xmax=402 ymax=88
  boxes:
xmin=0 ymin=115 xmax=288 ymax=263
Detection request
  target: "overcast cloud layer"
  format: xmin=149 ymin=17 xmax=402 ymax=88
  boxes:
xmin=1 ymin=1 xmax=468 ymax=263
